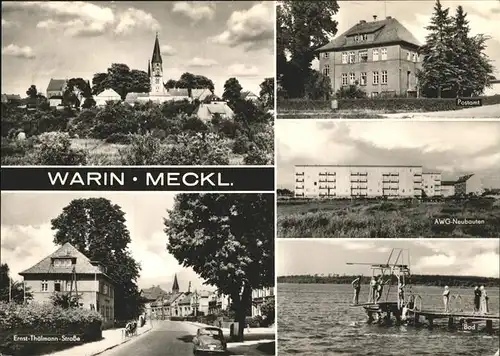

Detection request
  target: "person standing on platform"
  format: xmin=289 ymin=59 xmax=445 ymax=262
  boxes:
xmin=443 ymin=286 xmax=450 ymax=313
xmin=351 ymin=276 xmax=362 ymax=305
xmin=473 ymin=286 xmax=481 ymax=313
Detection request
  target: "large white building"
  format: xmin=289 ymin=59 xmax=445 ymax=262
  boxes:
xmin=422 ymin=172 xmax=442 ymax=197
xmin=295 ymin=165 xmax=424 ymax=198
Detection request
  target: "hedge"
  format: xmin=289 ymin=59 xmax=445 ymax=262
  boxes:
xmin=278 ymin=95 xmax=500 ymax=112
xmin=0 ymin=302 xmax=102 ymax=356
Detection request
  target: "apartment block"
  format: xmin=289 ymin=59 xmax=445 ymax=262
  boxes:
xmin=317 ymin=16 xmax=422 ymax=97
xmin=294 ymin=165 xmax=423 ymax=198
xmin=422 ymin=172 xmax=442 ymax=197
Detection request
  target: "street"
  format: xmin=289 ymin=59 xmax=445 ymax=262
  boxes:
xmin=102 ymin=320 xmax=274 ymax=356
xmin=382 ymin=104 xmax=500 ymax=118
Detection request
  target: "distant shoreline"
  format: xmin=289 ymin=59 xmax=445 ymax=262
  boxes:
xmin=277 ymin=275 xmax=500 ymax=288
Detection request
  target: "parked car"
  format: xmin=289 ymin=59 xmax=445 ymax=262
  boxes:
xmin=192 ymin=327 xmax=227 ymax=354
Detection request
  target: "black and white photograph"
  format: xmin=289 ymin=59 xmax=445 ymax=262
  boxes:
xmin=277 ymin=0 xmax=500 ymax=119
xmin=0 ymin=192 xmax=275 ymax=356
xmin=277 ymin=119 xmax=500 ymax=238
xmin=1 ymin=1 xmax=274 ymax=166
xmin=277 ymin=239 xmax=500 ymax=356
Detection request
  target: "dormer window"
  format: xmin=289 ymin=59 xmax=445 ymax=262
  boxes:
xmin=354 ymin=35 xmax=359 ymax=42
xmin=362 ymin=34 xmax=368 ymax=41
xmin=53 ymin=258 xmax=73 ymax=267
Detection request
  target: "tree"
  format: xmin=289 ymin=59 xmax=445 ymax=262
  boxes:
xmin=26 ymin=85 xmax=38 ymax=99
xmin=165 ymin=79 xmax=178 ymax=89
xmin=418 ymin=0 xmax=458 ymax=98
xmin=164 ymin=194 xmax=274 ymax=341
xmin=305 ymin=70 xmax=333 ymax=100
xmin=175 ymin=72 xmax=215 ymax=97
xmin=277 ymin=1 xmax=339 ymax=98
xmin=222 ymin=78 xmax=243 ymax=108
xmin=0 ymin=263 xmax=33 ymax=304
xmin=51 ymin=198 xmax=143 ymax=321
xmin=50 ymin=292 xmax=81 ymax=309
xmin=259 ymin=78 xmax=274 ymax=110
xmin=92 ymin=64 xmax=150 ymax=99
xmin=260 ymin=297 xmax=275 ymax=326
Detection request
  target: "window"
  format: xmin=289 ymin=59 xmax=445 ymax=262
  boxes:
xmin=104 ymin=284 xmax=108 ymax=295
xmin=41 ymin=280 xmax=48 ymax=292
xmin=54 ymin=280 xmax=61 ymax=292
xmin=354 ymin=35 xmax=359 ymax=42
xmin=155 ymin=78 xmax=160 ymax=84
xmin=413 ymin=52 xmax=418 ymax=62
xmin=53 ymin=258 xmax=71 ymax=267
xmin=381 ymin=70 xmax=388 ymax=84
xmin=324 ymin=52 xmax=329 ymax=59
xmin=373 ymin=71 xmax=379 ymax=84
xmin=314 ymin=182 xmax=317 ymax=186
xmin=359 ymin=50 xmax=368 ymax=63
xmin=360 ymin=72 xmax=367 ymax=86
xmin=349 ymin=52 xmax=355 ymax=63
xmin=342 ymin=73 xmax=348 ymax=85
xmin=362 ymin=34 xmax=368 ymax=41
xmin=407 ymin=51 xmax=411 ymax=61
xmin=66 ymin=281 xmax=72 ymax=291
xmin=349 ymin=72 xmax=356 ymax=84
xmin=381 ymin=48 xmax=388 ymax=60
xmin=342 ymin=52 xmax=348 ymax=64
xmin=373 ymin=49 xmax=379 ymax=61
xmin=323 ymin=64 xmax=330 ymax=76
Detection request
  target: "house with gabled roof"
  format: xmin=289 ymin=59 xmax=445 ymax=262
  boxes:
xmin=19 ymin=242 xmax=115 ymax=328
xmin=317 ymin=16 xmax=422 ymax=98
xmin=46 ymin=79 xmax=68 ymax=99
xmin=196 ymin=100 xmax=234 ymax=122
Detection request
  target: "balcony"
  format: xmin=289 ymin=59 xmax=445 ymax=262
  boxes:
xmin=326 ymin=179 xmax=336 ymax=183
xmin=296 ymin=172 xmax=305 ymax=176
xmin=327 ymin=172 xmax=336 ymax=176
xmin=319 ymin=179 xmax=328 ymax=183
xmin=295 ymin=178 xmax=304 ymax=183
xmin=295 ymin=185 xmax=304 ymax=190
xmin=319 ymin=172 xmax=327 ymax=176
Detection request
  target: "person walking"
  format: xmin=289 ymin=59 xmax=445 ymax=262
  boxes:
xmin=351 ymin=275 xmax=362 ymax=305
xmin=443 ymin=286 xmax=450 ymax=313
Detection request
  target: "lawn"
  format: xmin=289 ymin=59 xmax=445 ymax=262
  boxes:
xmin=277 ymin=198 xmax=500 ymax=238
xmin=277 ymin=110 xmax=385 ymax=119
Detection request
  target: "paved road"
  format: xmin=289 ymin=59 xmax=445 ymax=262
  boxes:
xmin=102 ymin=320 xmax=272 ymax=356
xmin=383 ymin=104 xmax=500 ymax=118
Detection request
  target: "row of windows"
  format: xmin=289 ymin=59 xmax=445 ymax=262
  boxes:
xmin=40 ymin=280 xmax=113 ymax=297
xmin=322 ymin=48 xmax=419 ymax=63
xmin=336 ymin=71 xmax=388 ymax=85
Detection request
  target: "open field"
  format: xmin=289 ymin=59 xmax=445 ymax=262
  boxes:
xmin=277 ymin=198 xmax=500 ymax=238
xmin=70 ymin=138 xmax=245 ymax=165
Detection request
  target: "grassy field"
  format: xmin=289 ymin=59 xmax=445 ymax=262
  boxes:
xmin=70 ymin=138 xmax=245 ymax=165
xmin=277 ymin=110 xmax=385 ymax=119
xmin=277 ymin=198 xmax=500 ymax=238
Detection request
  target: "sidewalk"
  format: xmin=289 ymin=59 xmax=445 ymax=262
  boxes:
xmin=48 ymin=324 xmax=152 ymax=356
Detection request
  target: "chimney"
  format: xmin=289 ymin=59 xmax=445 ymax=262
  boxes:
xmin=359 ymin=20 xmax=366 ymax=24
xmin=386 ymin=16 xmax=392 ymax=19
xmin=373 ymin=15 xmax=377 ymax=21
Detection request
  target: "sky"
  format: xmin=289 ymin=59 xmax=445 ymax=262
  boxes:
xmin=1 ymin=1 xmax=274 ymax=97
xmin=310 ymin=0 xmax=500 ymax=78
xmin=277 ymin=120 xmax=500 ymax=190
xmin=0 ymin=192 xmax=216 ymax=293
xmin=277 ymin=239 xmax=500 ymax=278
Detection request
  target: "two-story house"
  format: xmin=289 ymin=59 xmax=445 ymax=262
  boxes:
xmin=251 ymin=287 xmax=275 ymax=318
xmin=19 ymin=242 xmax=115 ymax=328
xmin=318 ymin=16 xmax=422 ymax=98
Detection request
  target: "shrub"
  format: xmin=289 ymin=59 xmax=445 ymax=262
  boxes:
xmin=233 ymin=134 xmax=250 ymax=155
xmin=120 ymin=132 xmax=231 ymax=165
xmin=105 ymin=133 xmax=133 ymax=144
xmin=244 ymin=147 xmax=271 ymax=165
xmin=34 ymin=132 xmax=87 ymax=165
xmin=0 ymin=301 xmax=102 ymax=355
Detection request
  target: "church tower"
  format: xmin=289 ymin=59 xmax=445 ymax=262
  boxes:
xmin=172 ymin=273 xmax=179 ymax=293
xmin=150 ymin=32 xmax=164 ymax=95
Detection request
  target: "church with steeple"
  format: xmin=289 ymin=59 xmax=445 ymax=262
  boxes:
xmin=125 ymin=33 xmax=214 ymax=105
xmin=148 ymin=33 xmax=166 ymax=97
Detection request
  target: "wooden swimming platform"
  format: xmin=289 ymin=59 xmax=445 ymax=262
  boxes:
xmin=407 ymin=309 xmax=499 ymax=331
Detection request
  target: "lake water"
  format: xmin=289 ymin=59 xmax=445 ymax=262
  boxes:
xmin=278 ymin=283 xmax=499 ymax=356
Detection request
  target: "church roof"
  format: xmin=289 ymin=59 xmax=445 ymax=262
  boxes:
xmin=152 ymin=33 xmax=162 ymax=64
xmin=47 ymin=79 xmax=67 ymax=92
xmin=318 ymin=17 xmax=421 ymax=52
xmin=172 ymin=273 xmax=179 ymax=291
xmin=19 ymin=242 xmax=108 ymax=278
